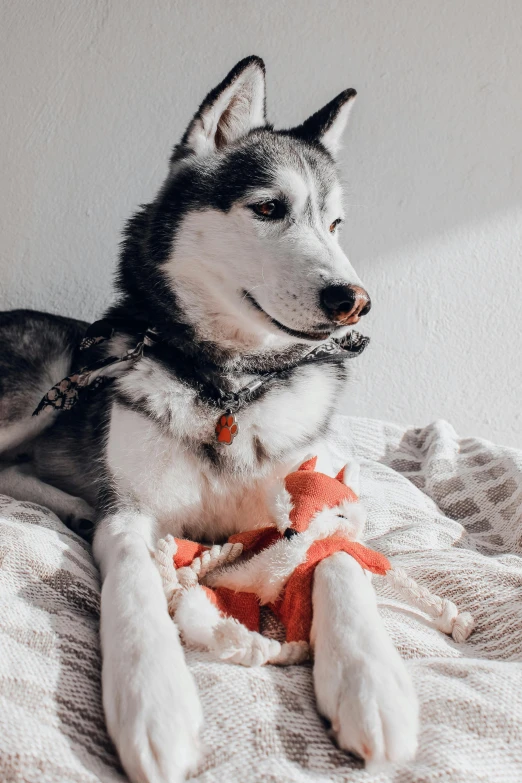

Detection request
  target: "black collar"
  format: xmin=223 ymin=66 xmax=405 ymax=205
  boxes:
xmin=33 ymin=318 xmax=369 ymax=426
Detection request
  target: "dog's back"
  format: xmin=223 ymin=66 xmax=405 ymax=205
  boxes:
xmin=0 ymin=310 xmax=86 ymax=453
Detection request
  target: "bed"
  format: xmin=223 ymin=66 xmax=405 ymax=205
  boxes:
xmin=1 ymin=414 xmax=521 ymax=782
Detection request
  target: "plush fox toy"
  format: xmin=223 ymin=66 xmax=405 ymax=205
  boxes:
xmin=155 ymin=457 xmax=474 ymax=667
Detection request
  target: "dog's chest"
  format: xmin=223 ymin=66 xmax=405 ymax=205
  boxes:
xmin=107 ymin=358 xmax=342 ymax=539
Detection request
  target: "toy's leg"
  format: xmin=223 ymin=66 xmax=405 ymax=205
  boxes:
xmin=93 ymin=512 xmax=203 ymax=783
xmin=174 ymin=584 xmax=226 ymax=648
xmin=312 ymin=552 xmax=419 ymax=766
xmin=174 ymin=586 xmax=299 ymax=667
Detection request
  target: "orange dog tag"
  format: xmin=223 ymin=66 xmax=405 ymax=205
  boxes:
xmin=215 ymin=412 xmax=239 ymax=445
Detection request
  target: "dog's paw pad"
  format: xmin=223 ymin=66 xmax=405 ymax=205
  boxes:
xmin=215 ymin=414 xmax=239 ymax=444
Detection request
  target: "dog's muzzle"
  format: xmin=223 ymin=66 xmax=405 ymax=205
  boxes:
xmin=320 ymin=284 xmax=372 ymax=326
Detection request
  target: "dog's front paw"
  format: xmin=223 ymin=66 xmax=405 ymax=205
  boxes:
xmin=314 ymin=639 xmax=419 ymax=766
xmin=312 ymin=553 xmax=419 ymax=767
xmin=103 ymin=618 xmax=203 ymax=783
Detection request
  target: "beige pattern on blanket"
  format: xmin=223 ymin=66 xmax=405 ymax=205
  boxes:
xmin=1 ymin=415 xmax=521 ymax=782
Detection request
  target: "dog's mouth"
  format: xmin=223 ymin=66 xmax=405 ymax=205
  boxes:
xmin=243 ymin=291 xmax=334 ymax=342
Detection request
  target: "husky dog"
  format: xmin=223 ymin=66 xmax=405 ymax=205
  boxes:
xmin=0 ymin=57 xmax=418 ymax=782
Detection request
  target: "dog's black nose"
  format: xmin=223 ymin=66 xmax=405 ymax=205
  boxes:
xmin=320 ymin=284 xmax=371 ymax=325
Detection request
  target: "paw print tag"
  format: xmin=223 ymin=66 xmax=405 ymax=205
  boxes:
xmin=215 ymin=411 xmax=239 ymax=445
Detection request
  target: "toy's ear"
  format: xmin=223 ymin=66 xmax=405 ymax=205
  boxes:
xmin=335 ymin=461 xmax=360 ymax=495
xmin=299 ymin=456 xmax=318 ymax=472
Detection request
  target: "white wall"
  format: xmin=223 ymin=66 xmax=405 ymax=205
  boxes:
xmin=1 ymin=1 xmax=521 ymax=446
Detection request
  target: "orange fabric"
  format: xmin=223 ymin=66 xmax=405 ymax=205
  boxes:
xmin=203 ymin=586 xmax=260 ymax=633
xmin=298 ymin=456 xmax=318 ymax=471
xmin=272 ymin=537 xmax=390 ymax=643
xmin=176 ymin=535 xmax=390 ymax=644
xmin=170 ymin=458 xmax=391 ymax=648
xmin=173 ymin=539 xmax=208 ymax=568
xmin=285 ymin=463 xmax=358 ymax=533
xmin=228 ymin=527 xmax=280 ymax=553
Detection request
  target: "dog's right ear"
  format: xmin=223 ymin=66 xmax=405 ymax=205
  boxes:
xmin=173 ymin=56 xmax=266 ymax=161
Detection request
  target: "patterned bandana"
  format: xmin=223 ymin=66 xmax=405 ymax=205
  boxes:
xmin=33 ymin=320 xmax=159 ymax=417
xmin=33 ymin=318 xmax=369 ymax=443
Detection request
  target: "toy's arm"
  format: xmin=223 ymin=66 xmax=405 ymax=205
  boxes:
xmin=206 ymin=534 xmax=311 ymax=603
xmin=312 ymin=552 xmax=419 ymax=766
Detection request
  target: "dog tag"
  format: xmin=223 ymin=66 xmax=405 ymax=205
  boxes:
xmin=215 ymin=411 xmax=239 ymax=445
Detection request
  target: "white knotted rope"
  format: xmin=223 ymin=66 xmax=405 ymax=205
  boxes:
xmin=189 ymin=541 xmax=244 ymax=578
xmin=211 ymin=617 xmax=310 ymax=666
xmin=155 ymin=535 xmax=180 ymax=615
xmin=154 ymin=535 xmax=310 ymax=665
xmin=155 ymin=535 xmax=244 ymax=617
xmin=385 ymin=566 xmax=474 ymax=642
xmin=155 ymin=535 xmax=474 ymax=666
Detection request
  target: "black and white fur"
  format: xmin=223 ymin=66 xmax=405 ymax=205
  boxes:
xmin=0 ymin=57 xmax=418 ymax=782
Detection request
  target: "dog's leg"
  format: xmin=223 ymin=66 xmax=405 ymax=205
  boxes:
xmin=312 ymin=552 xmax=419 ymax=766
xmin=0 ymin=463 xmax=95 ymax=534
xmin=93 ymin=512 xmax=203 ymax=783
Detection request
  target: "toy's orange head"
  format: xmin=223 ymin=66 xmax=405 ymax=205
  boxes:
xmin=284 ymin=456 xmax=358 ymax=533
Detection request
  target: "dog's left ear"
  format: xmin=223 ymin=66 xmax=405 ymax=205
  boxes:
xmin=176 ymin=56 xmax=266 ymax=159
xmin=291 ymin=89 xmax=357 ymax=157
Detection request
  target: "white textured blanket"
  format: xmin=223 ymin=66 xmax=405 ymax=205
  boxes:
xmin=1 ymin=416 xmax=522 ymax=782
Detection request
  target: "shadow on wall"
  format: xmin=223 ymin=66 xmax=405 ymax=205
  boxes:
xmin=341 ymin=204 xmax=522 ymax=447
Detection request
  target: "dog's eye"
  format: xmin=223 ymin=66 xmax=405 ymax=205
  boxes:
xmin=250 ymin=200 xmax=286 ymax=220
xmin=329 ymin=218 xmax=342 ymax=233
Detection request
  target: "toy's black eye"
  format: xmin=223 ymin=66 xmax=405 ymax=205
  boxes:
xmin=329 ymin=218 xmax=342 ymax=233
xmin=251 ymin=200 xmax=286 ymax=220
